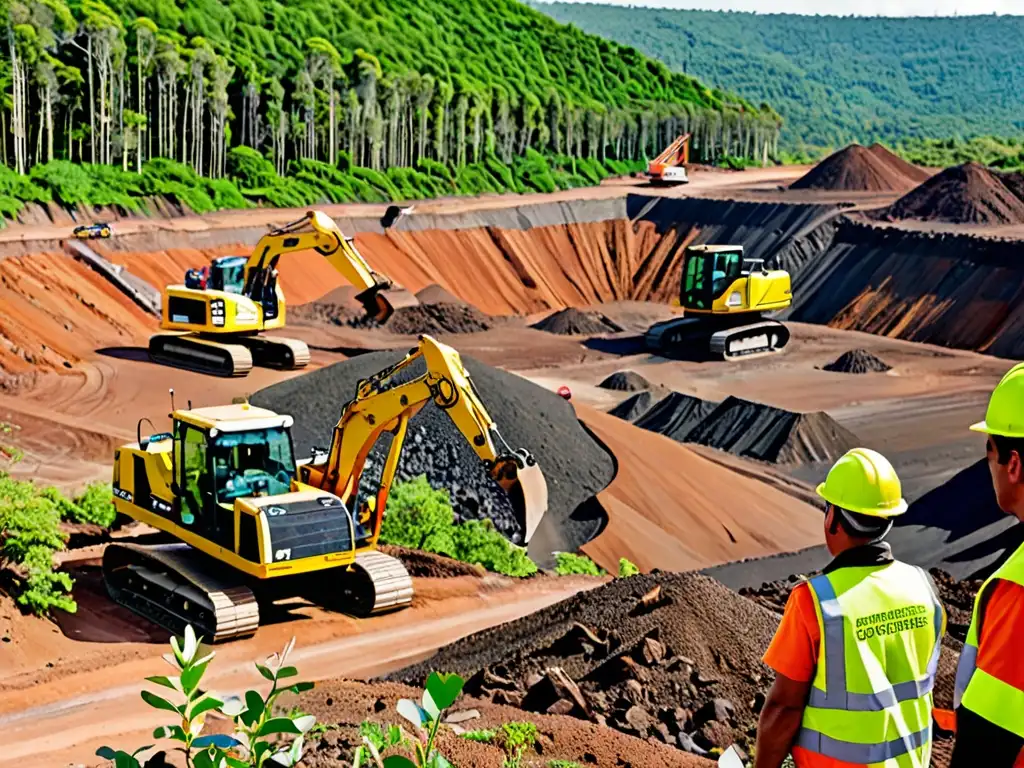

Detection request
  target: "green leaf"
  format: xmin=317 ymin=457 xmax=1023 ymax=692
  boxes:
xmin=141 ymin=690 xmax=182 ymax=715
xmin=283 ymin=681 xmax=315 ymax=695
xmin=240 ymin=689 xmax=265 ymax=728
xmin=154 ymin=725 xmax=187 ymax=741
xmin=277 ymin=665 xmax=298 ymax=678
xmin=96 ymin=747 xmax=117 ymax=759
xmin=422 ymin=688 xmax=440 ymax=721
xmin=257 ymin=717 xmax=303 ymax=737
xmin=189 ymin=694 xmax=224 ymax=720
xmin=427 ymin=754 xmax=453 ymax=768
xmin=255 ymin=663 xmax=275 ymax=681
xmin=382 ymin=757 xmax=417 ymax=768
xmin=145 ymin=675 xmax=182 ymax=692
xmin=225 ymin=757 xmax=249 ymax=768
xmin=425 ymin=672 xmax=464 ymax=710
xmin=181 ymin=659 xmax=210 ymax=694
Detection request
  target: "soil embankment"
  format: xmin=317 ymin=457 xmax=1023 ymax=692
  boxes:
xmin=577 ymin=406 xmax=823 ymax=572
xmin=882 ymin=162 xmax=1024 ymax=225
xmin=786 ymin=219 xmax=1024 ymax=359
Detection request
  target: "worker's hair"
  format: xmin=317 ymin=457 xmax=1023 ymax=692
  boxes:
xmin=829 ymin=505 xmax=893 ymax=541
xmin=990 ymin=434 xmax=1024 ymax=466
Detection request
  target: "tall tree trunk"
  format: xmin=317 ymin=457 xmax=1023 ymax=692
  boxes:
xmin=88 ymin=37 xmax=95 ymax=164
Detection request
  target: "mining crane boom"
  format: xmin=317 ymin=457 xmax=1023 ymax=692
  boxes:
xmin=149 ymin=210 xmax=414 ymax=377
xmin=647 ymin=133 xmax=691 ymax=186
xmin=105 ymin=335 xmax=548 ymax=642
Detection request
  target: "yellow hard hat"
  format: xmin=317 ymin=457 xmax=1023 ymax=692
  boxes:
xmin=970 ymin=363 xmax=1024 ymax=437
xmin=816 ymin=447 xmax=907 ymax=518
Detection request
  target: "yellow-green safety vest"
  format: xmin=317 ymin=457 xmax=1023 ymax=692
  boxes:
xmin=954 ymin=540 xmax=1024 ymax=736
xmin=796 ymin=560 xmax=945 ymax=767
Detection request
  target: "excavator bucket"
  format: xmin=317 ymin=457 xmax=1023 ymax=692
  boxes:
xmin=492 ymin=455 xmax=549 ymax=545
xmin=356 ymin=283 xmax=419 ymax=324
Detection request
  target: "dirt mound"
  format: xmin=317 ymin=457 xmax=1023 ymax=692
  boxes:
xmin=251 ymin=350 xmax=614 ymax=553
xmin=633 ymin=392 xmax=719 ymax=443
xmin=297 ymin=678 xmax=712 ymax=768
xmin=608 ymin=391 xmax=656 ymax=422
xmin=289 ymin=286 xmax=365 ymax=325
xmin=790 ymin=143 xmax=921 ymax=192
xmin=579 ymin=406 xmax=823 ymax=572
xmin=385 ymin=303 xmax=493 ymax=335
xmin=378 ymin=545 xmax=484 ymax=579
xmin=531 ymin=308 xmax=623 ymax=336
xmin=684 ymin=396 xmax=860 ymax=464
xmin=598 ymin=370 xmax=651 ymax=392
xmin=822 ymin=349 xmax=892 ymax=374
xmin=884 ymin=162 xmax=1024 ymax=225
xmin=388 ymin=572 xmax=780 ymax=758
xmin=415 ymin=283 xmax=467 ymax=306
xmin=868 ymin=143 xmax=930 ymax=184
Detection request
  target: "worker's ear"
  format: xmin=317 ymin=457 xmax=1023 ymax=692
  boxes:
xmin=1009 ymin=449 xmax=1023 ymax=485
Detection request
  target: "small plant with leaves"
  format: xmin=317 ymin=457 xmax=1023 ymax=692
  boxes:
xmin=352 ymin=671 xmax=465 ymax=768
xmin=498 ymin=722 xmax=537 ymax=768
xmin=97 ymin=626 xmax=316 ymax=768
xmin=618 ymin=558 xmax=640 ymax=578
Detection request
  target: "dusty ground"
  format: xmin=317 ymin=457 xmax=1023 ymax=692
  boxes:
xmin=0 ymin=569 xmax=602 ymax=767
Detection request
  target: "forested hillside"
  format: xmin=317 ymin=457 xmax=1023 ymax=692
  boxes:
xmin=534 ymin=4 xmax=1024 ymax=153
xmin=0 ymin=0 xmax=781 ymax=218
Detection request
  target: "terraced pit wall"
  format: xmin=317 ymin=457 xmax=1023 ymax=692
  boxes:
xmin=784 ymin=219 xmax=1024 ymax=359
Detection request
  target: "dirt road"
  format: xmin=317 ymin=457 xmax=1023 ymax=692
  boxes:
xmin=0 ymin=574 xmax=599 ymax=767
xmin=0 ymin=166 xmax=808 ymax=248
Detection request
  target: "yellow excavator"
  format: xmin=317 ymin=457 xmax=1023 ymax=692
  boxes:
xmin=106 ymin=335 xmax=548 ymax=641
xmin=645 ymin=244 xmax=792 ymax=359
xmin=149 ymin=210 xmax=413 ymax=377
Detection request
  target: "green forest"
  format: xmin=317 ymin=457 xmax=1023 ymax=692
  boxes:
xmin=0 ymin=0 xmax=782 ymax=217
xmin=534 ymin=4 xmax=1024 ymax=154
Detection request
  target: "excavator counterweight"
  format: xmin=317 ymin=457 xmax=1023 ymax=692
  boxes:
xmin=106 ymin=336 xmax=548 ymax=641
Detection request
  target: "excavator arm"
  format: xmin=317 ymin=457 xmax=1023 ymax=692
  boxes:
xmin=243 ymin=210 xmax=400 ymax=323
xmin=299 ymin=335 xmax=548 ymax=544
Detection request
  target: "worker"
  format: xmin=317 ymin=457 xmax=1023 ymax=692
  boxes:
xmin=754 ymin=447 xmax=945 ymax=768
xmin=949 ymin=363 xmax=1024 ymax=766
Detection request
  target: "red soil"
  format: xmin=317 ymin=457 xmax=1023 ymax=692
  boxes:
xmin=791 ymin=143 xmax=925 ymax=192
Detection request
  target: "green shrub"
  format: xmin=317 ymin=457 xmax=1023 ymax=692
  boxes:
xmin=460 ymin=729 xmax=497 ymax=743
xmin=554 ymin=552 xmax=605 ymax=576
xmin=618 ymin=557 xmax=640 ymax=578
xmin=499 ymin=721 xmax=538 ymax=768
xmin=0 ymin=472 xmax=75 ymax=615
xmin=69 ymin=483 xmax=117 ymax=528
xmin=380 ymin=476 xmax=537 ymax=577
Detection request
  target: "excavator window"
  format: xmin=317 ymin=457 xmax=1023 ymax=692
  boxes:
xmin=180 ymin=425 xmax=209 ymax=527
xmin=682 ymin=250 xmax=743 ymax=309
xmin=209 ymin=258 xmax=246 ymax=294
xmin=210 ymin=427 xmax=296 ymax=503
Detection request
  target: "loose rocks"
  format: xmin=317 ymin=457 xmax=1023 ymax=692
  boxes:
xmin=385 ymin=303 xmax=493 ymax=335
xmin=884 ymin=162 xmax=1024 ymax=225
xmin=388 ymin=572 xmax=782 ymax=756
xmin=823 ymin=349 xmax=892 ymax=374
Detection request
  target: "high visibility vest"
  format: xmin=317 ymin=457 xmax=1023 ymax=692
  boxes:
xmin=954 ymin=540 xmax=1024 ymax=736
xmin=796 ymin=561 xmax=945 ymax=767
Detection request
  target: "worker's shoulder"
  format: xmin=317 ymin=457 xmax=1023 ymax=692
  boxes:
xmin=987 ymin=576 xmax=1024 ymax=606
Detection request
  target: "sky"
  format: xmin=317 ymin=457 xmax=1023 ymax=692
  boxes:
xmin=536 ymin=0 xmax=1021 ymax=15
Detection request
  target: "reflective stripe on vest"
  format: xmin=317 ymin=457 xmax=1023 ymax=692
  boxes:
xmin=796 ymin=562 xmax=943 ymax=766
xmin=953 ymin=540 xmax=1024 ymax=736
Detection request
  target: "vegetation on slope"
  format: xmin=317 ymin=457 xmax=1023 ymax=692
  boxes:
xmin=894 ymin=136 xmax=1024 ymax=172
xmin=534 ymin=4 xmax=1024 ymax=154
xmin=0 ymin=0 xmax=781 ymax=218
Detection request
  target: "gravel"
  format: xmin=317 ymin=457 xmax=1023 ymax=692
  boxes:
xmin=823 ymin=349 xmax=892 ymax=374
xmin=251 ymin=350 xmax=614 ymax=557
xmin=531 ymin=308 xmax=623 ymax=336
xmin=598 ymin=370 xmax=652 ymax=392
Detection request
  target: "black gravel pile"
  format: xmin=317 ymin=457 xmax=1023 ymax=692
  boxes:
xmin=598 ymin=370 xmax=652 ymax=392
xmin=531 ymin=308 xmax=623 ymax=336
xmin=251 ymin=350 xmax=614 ymax=553
xmin=823 ymin=349 xmax=892 ymax=374
xmin=633 ymin=393 xmax=719 ymax=443
xmin=685 ymin=396 xmax=859 ymax=465
xmin=608 ymin=391 xmax=656 ymax=423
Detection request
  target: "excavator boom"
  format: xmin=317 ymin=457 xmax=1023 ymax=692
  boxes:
xmin=300 ymin=335 xmax=548 ymax=544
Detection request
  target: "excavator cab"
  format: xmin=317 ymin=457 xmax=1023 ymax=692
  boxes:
xmin=681 ymin=245 xmax=791 ymax=315
xmin=207 ymin=256 xmax=248 ymax=294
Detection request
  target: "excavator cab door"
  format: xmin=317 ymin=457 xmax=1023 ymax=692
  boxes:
xmin=209 ymin=257 xmax=247 ymax=295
